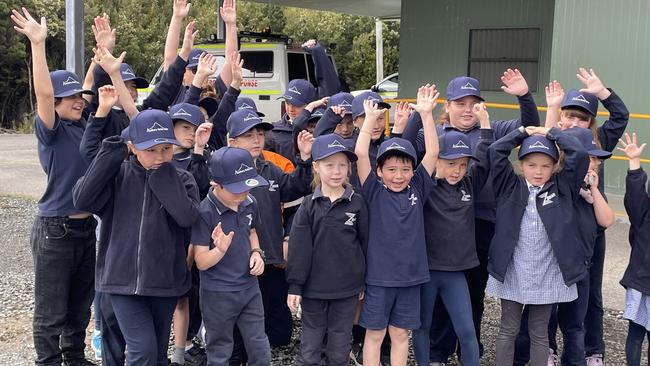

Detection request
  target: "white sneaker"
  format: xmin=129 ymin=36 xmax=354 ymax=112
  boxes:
xmin=585 ymin=354 xmax=604 ymax=366
xmin=548 ymin=348 xmax=559 ymax=366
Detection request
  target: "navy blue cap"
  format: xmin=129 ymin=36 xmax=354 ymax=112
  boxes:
xmin=563 ymin=127 xmax=612 ymax=159
xmin=311 ymin=134 xmax=357 ymax=162
xmin=49 ymin=70 xmax=94 ymax=98
xmin=278 ymin=79 xmax=316 ymax=106
xmin=309 ymin=106 xmax=326 ymax=121
xmin=120 ymin=63 xmax=149 ymax=88
xmin=186 ymin=48 xmax=205 ymax=69
xmin=438 ymin=131 xmax=476 ymax=160
xmin=198 ymin=97 xmax=219 ymax=118
xmin=120 ymin=126 xmax=130 ymax=141
xmin=446 ymin=76 xmax=484 ymax=102
xmin=169 ymin=103 xmax=205 ymax=127
xmin=561 ymin=89 xmax=598 ymax=116
xmin=518 ymin=135 xmax=559 ymax=161
xmin=329 ymin=92 xmax=354 ymax=115
xmin=209 ymin=146 xmax=269 ymax=194
xmin=235 ymin=97 xmax=265 ymax=117
xmin=129 ymin=109 xmax=180 ymax=150
xmin=352 ymin=91 xmax=391 ymax=120
xmin=377 ymin=137 xmax=417 ymax=163
xmin=226 ymin=109 xmax=273 ymax=138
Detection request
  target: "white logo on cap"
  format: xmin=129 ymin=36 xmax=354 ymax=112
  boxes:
xmin=243 ymin=113 xmax=260 ymax=122
xmin=146 ymin=122 xmax=168 ymax=132
xmin=344 ymin=212 xmax=356 ymax=226
xmin=192 ymin=54 xmax=200 ymax=61
xmin=327 ymin=140 xmax=346 ymax=149
xmin=245 ymin=178 xmax=259 ymax=187
xmin=529 ymin=141 xmax=549 ymax=150
xmin=452 ymin=140 xmax=470 ymax=149
xmin=239 ymin=102 xmax=254 ymax=110
xmin=540 ymin=191 xmax=556 ymax=206
xmin=572 ymin=94 xmax=590 ymax=104
xmin=386 ymin=142 xmax=406 ymax=150
xmin=236 ymin=163 xmax=254 ymax=175
xmin=62 ymin=76 xmax=79 ymax=86
xmin=460 ymin=82 xmax=477 ymax=91
xmin=173 ymin=108 xmax=192 ymax=117
xmin=122 ymin=69 xmax=136 ymax=77
xmin=268 ymin=179 xmax=278 ymax=192
xmin=339 ymin=100 xmax=353 ymax=108
xmin=288 ymin=86 xmax=302 ymax=95
xmin=246 ymin=214 xmax=253 ymax=225
xmin=366 ymin=97 xmax=380 ymax=103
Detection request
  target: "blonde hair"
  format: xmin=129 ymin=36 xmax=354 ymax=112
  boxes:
xmin=311 ymin=160 xmax=352 ymax=190
xmin=561 ymin=109 xmax=602 ymax=149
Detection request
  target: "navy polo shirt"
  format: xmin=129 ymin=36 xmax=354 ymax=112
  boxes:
xmin=360 ymin=165 xmax=433 ymax=287
xmin=35 ymin=115 xmax=89 ymax=217
xmin=191 ymin=189 xmax=260 ymax=292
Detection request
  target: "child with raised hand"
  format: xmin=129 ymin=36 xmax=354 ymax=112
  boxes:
xmin=191 ymin=147 xmax=271 ymax=366
xmin=486 ymin=125 xmax=589 ymax=366
xmin=11 ymin=7 xmax=98 ymax=365
xmin=286 ymin=133 xmax=368 ymax=366
xmin=617 ymin=133 xmax=650 ymax=366
xmin=73 ymin=108 xmax=200 ymax=365
xmin=412 ymin=101 xmax=494 ymax=366
xmin=355 ymin=84 xmax=439 ymax=366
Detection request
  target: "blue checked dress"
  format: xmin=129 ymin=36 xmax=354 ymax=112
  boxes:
xmin=487 ymin=185 xmax=577 ymax=305
xmin=624 ymin=288 xmax=650 ymax=331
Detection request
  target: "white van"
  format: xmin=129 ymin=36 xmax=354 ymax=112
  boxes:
xmin=138 ymin=32 xmax=337 ymax=122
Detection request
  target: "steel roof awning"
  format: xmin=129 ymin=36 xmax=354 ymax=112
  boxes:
xmin=246 ymin=0 xmax=401 ymax=19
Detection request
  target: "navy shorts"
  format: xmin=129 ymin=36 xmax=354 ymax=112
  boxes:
xmin=359 ymin=284 xmax=421 ymax=330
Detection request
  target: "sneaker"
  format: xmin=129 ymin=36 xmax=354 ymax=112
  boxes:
xmin=586 ymin=354 xmax=604 ymax=366
xmin=349 ymin=343 xmax=363 ymax=366
xmin=185 ymin=344 xmax=207 ymax=366
xmin=91 ymin=330 xmax=102 ymax=360
xmin=548 ymin=348 xmax=559 ymax=366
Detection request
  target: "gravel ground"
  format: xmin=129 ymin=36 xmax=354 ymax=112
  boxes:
xmin=0 ymin=195 xmax=646 ymax=365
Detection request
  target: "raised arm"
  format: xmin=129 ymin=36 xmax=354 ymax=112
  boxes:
xmin=488 ymin=127 xmax=528 ymax=197
xmin=93 ymin=47 xmax=138 ymax=120
xmin=80 ymin=85 xmax=119 ymax=163
xmin=163 ymin=0 xmax=191 ymax=71
xmin=391 ymin=101 xmax=411 ymax=137
xmin=409 ymin=84 xmax=440 ymax=175
xmin=218 ymin=0 xmax=238 ymax=86
xmin=618 ymin=132 xmax=648 ymax=229
xmin=544 ymin=80 xmax=564 ymax=128
xmin=549 ymin=127 xmax=589 ymax=196
xmin=585 ymin=169 xmax=615 ymax=228
xmin=501 ymin=68 xmax=539 ymax=127
xmin=303 ymin=40 xmax=341 ymax=97
xmin=468 ymin=102 xmax=493 ymax=190
xmin=12 ymin=8 xmax=54 ymax=128
xmin=355 ymin=100 xmax=387 ymax=185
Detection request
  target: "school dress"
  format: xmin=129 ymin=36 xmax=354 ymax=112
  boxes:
xmin=486 ymin=184 xmax=578 ymax=305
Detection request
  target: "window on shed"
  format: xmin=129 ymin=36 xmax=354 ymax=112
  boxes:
xmin=468 ymin=28 xmax=540 ymax=92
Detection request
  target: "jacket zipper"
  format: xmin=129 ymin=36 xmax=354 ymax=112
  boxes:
xmin=135 ymin=175 xmax=149 ymax=294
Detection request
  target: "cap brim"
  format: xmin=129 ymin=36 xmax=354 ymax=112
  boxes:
xmin=377 ymin=149 xmax=417 ymax=163
xmin=277 ymin=95 xmax=308 ymax=106
xmin=222 ymin=175 xmax=269 ymax=194
xmin=518 ymin=149 xmax=558 ymax=161
xmin=231 ymin=121 xmax=274 ymax=138
xmin=588 ymin=149 xmax=612 ymax=159
xmin=55 ymin=88 xmax=95 ymax=98
xmin=447 ymin=92 xmax=484 ymax=102
xmin=256 ymin=111 xmax=266 ymax=117
xmin=560 ymin=104 xmax=596 ymax=117
xmin=133 ymin=137 xmax=181 ymax=150
xmin=313 ymin=149 xmax=358 ymax=162
xmin=124 ymin=77 xmax=149 ymax=89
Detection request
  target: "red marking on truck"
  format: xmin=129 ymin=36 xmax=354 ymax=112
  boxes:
xmin=242 ymin=80 xmax=259 ymax=87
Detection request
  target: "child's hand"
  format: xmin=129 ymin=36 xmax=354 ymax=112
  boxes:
xmin=297 ymin=130 xmax=314 ymax=161
xmin=363 ymin=99 xmax=388 ymax=122
xmin=577 ymin=68 xmax=610 ymax=100
xmin=220 ymin=0 xmax=237 ymax=25
xmin=180 ymin=20 xmax=198 ymax=60
xmin=586 ymin=170 xmax=599 ymax=191
xmin=211 ymin=222 xmax=234 ymax=254
xmin=173 ymin=0 xmax=192 ymax=19
xmin=11 ymin=7 xmax=47 ymax=45
xmin=249 ymin=251 xmax=264 ymax=276
xmin=330 ymin=105 xmax=346 ymax=118
xmin=97 ymin=85 xmax=119 ymax=112
xmin=196 ymin=53 xmax=218 ymax=79
xmin=524 ymin=126 xmax=550 ymax=136
xmin=545 ymin=80 xmax=564 ymax=108
xmin=228 ymin=52 xmax=243 ymax=89
xmin=393 ymin=101 xmax=411 ymax=133
xmin=194 ymin=122 xmax=213 ymax=149
xmin=617 ymin=132 xmax=647 ymax=161
xmin=92 ymin=14 xmax=116 ymax=52
xmin=472 ymin=102 xmax=490 ymax=128
xmin=92 ymin=47 xmax=126 ymax=76
xmin=500 ymin=68 xmax=529 ymax=96
xmin=307 ymin=96 xmax=329 ymax=112
xmin=409 ymin=84 xmax=440 ymax=115
xmin=287 ymin=294 xmax=302 ymax=313
xmin=301 ymin=39 xmax=317 ymax=49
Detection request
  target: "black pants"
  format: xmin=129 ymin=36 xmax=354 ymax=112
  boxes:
xmin=626 ymin=321 xmax=650 ymax=366
xmin=99 ymin=292 xmax=126 ymax=366
xmin=187 ymin=265 xmax=203 ymax=341
xmin=31 ymin=216 xmax=96 ymax=366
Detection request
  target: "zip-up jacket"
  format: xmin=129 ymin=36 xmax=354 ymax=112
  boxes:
xmin=286 ymin=186 xmax=368 ymax=299
xmin=172 ymin=149 xmax=211 ymax=199
xmin=621 ymin=168 xmax=650 ymax=295
xmin=487 ymin=127 xmax=589 ymax=286
xmin=425 ymin=129 xmax=493 ymax=271
xmin=251 ymin=156 xmax=313 ymax=264
xmin=72 ymin=136 xmax=199 ymax=297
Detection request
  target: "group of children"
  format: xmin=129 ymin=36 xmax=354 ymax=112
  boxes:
xmin=10 ymin=1 xmax=650 ymax=366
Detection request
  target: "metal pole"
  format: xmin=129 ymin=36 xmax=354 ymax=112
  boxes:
xmin=217 ymin=0 xmax=225 ymax=39
xmin=375 ymin=18 xmax=384 ymax=84
xmin=65 ymin=0 xmax=84 ymax=78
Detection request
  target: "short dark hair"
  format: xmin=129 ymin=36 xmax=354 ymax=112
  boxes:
xmin=377 ymin=151 xmax=416 ymax=170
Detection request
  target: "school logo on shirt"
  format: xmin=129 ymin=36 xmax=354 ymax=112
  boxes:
xmin=288 ymin=86 xmax=302 ymax=95
xmin=539 ymin=192 xmax=556 ymax=206
xmin=268 ymin=180 xmax=278 ymax=192
xmin=146 ymin=122 xmax=168 ymax=132
xmin=327 ymin=140 xmax=346 ymax=149
xmin=235 ymin=163 xmax=254 ymax=175
xmin=344 ymin=212 xmax=356 ymax=226
xmin=243 ymin=113 xmax=260 ymax=122
xmin=173 ymin=108 xmax=192 ymax=117
xmin=460 ymin=189 xmax=471 ymax=202
xmin=408 ymin=193 xmax=418 ymax=206
xmin=529 ymin=141 xmax=549 ymax=150
xmin=238 ymin=102 xmax=254 ymax=110
xmin=572 ymin=94 xmax=590 ymax=104
xmin=62 ymin=76 xmax=79 ymax=86
xmin=246 ymin=214 xmax=253 ymax=226
xmin=387 ymin=142 xmax=406 ymax=151
xmin=460 ymin=82 xmax=477 ymax=91
xmin=452 ymin=139 xmax=470 ymax=149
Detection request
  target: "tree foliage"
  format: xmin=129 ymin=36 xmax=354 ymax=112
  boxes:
xmin=1 ymin=0 xmax=399 ymax=129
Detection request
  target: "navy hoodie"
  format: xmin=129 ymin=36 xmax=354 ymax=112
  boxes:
xmin=72 ymin=137 xmax=199 ymax=297
xmin=487 ymin=127 xmax=589 ymax=286
xmin=621 ymin=168 xmax=650 ymax=295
